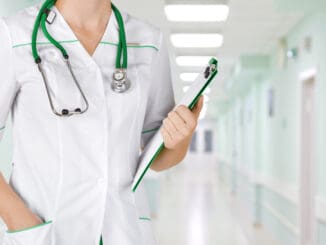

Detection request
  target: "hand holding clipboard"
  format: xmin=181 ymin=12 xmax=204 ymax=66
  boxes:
xmin=132 ymin=57 xmax=218 ymax=192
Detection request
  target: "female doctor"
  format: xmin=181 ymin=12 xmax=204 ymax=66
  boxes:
xmin=0 ymin=0 xmax=204 ymax=244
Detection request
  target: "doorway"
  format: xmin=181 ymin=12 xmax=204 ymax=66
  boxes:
xmin=299 ymin=72 xmax=316 ymax=245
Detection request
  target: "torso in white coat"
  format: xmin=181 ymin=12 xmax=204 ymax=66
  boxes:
xmin=0 ymin=2 xmax=175 ymax=245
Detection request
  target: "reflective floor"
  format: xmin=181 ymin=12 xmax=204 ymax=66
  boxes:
xmin=153 ymin=154 xmax=280 ymax=245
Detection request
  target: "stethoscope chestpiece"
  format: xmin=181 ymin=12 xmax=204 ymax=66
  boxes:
xmin=111 ymin=69 xmax=131 ymax=93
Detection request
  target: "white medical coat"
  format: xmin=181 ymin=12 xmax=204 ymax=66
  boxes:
xmin=0 ymin=2 xmax=175 ymax=245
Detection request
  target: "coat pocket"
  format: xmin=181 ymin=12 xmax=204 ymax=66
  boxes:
xmin=3 ymin=220 xmax=53 ymax=245
xmin=133 ymin=185 xmax=152 ymax=220
xmin=133 ymin=186 xmax=156 ymax=245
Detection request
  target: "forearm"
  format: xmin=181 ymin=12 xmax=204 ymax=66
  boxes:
xmin=148 ymin=96 xmax=204 ymax=173
xmin=150 ymin=134 xmax=191 ymax=172
xmin=0 ymin=173 xmax=22 ymax=221
xmin=0 ymin=173 xmax=42 ymax=230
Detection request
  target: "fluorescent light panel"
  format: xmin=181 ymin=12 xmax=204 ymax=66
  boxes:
xmin=176 ymin=56 xmax=211 ymax=67
xmin=171 ymin=33 xmax=223 ymax=48
xmin=183 ymin=86 xmax=190 ymax=92
xmin=165 ymin=5 xmax=229 ymax=22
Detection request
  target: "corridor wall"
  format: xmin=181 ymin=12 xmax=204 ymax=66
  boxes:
xmin=216 ymin=11 xmax=326 ymax=245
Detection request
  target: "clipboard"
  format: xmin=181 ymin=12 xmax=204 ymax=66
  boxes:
xmin=132 ymin=57 xmax=219 ymax=192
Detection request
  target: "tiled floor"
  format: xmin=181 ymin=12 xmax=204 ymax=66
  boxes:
xmin=153 ymin=154 xmax=280 ymax=245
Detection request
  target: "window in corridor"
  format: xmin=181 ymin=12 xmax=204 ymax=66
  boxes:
xmin=204 ymin=130 xmax=213 ymax=153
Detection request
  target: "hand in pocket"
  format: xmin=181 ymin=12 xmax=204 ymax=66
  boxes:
xmin=6 ymin=208 xmax=44 ymax=232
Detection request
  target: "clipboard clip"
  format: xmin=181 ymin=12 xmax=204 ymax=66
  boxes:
xmin=204 ymin=61 xmax=218 ymax=79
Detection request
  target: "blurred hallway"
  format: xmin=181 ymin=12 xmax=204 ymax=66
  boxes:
xmin=1 ymin=0 xmax=326 ymax=245
xmin=151 ymin=154 xmax=280 ymax=245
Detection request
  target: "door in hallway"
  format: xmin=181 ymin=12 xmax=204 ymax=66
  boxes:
xmin=300 ymin=75 xmax=316 ymax=245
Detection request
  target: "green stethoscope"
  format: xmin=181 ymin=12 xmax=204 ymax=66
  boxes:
xmin=32 ymin=0 xmax=130 ymax=117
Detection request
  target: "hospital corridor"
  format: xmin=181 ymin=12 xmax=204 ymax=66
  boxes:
xmin=1 ymin=0 xmax=326 ymax=245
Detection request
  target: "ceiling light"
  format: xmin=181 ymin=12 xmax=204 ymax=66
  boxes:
xmin=176 ymin=56 xmax=211 ymax=67
xmin=171 ymin=33 xmax=223 ymax=48
xmin=165 ymin=5 xmax=229 ymax=22
xmin=183 ymin=86 xmax=190 ymax=92
xmin=180 ymin=73 xmax=199 ymax=82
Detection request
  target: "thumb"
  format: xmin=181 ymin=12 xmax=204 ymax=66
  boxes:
xmin=191 ymin=95 xmax=204 ymax=119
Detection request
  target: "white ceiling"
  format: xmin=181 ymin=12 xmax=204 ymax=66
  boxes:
xmin=118 ymin=0 xmax=303 ymax=111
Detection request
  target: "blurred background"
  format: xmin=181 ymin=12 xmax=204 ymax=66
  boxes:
xmin=1 ymin=0 xmax=326 ymax=244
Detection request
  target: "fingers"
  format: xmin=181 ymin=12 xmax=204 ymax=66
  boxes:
xmin=161 ymin=98 xmax=204 ymax=149
xmin=162 ymin=106 xmax=197 ymax=138
xmin=175 ymin=105 xmax=198 ymax=132
xmin=168 ymin=110 xmax=192 ymax=137
xmin=160 ymin=125 xmax=172 ymax=142
xmin=163 ymin=115 xmax=178 ymax=136
xmin=160 ymin=125 xmax=175 ymax=149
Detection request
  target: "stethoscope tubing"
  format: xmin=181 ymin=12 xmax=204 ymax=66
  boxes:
xmin=32 ymin=0 xmax=127 ymax=69
xmin=31 ymin=0 xmax=128 ymax=116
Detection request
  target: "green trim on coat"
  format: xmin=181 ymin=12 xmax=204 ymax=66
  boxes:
xmin=139 ymin=217 xmax=151 ymax=221
xmin=141 ymin=127 xmax=160 ymax=134
xmin=12 ymin=40 xmax=159 ymax=51
xmin=6 ymin=220 xmax=53 ymax=234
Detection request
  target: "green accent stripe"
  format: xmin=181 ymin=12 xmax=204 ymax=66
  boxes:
xmin=127 ymin=45 xmax=159 ymax=51
xmin=6 ymin=220 xmax=53 ymax=234
xmin=139 ymin=217 xmax=151 ymax=221
xmin=13 ymin=40 xmax=79 ymax=48
xmin=99 ymin=41 xmax=119 ymax=47
xmin=12 ymin=40 xmax=159 ymax=51
xmin=141 ymin=127 xmax=160 ymax=134
xmin=0 ymin=125 xmax=5 ymax=131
